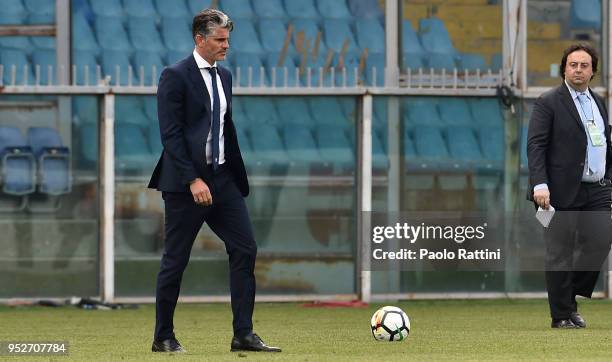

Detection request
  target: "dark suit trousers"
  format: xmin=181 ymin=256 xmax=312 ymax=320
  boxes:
xmin=154 ymin=165 xmax=257 ymax=340
xmin=544 ymin=182 xmax=612 ymax=319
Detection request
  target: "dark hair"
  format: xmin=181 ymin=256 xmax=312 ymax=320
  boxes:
xmin=560 ymin=43 xmax=598 ymax=80
xmin=192 ymin=9 xmax=233 ymax=42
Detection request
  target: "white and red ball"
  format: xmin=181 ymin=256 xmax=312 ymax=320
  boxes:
xmin=370 ymin=306 xmax=410 ymax=341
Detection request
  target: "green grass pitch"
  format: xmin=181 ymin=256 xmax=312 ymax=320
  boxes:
xmin=1 ymin=299 xmax=611 ymax=361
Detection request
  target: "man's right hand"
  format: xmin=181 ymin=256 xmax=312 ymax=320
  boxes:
xmin=190 ymin=178 xmax=212 ymax=206
xmin=533 ymin=188 xmax=551 ymax=209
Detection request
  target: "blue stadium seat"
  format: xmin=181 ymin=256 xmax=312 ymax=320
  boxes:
xmin=419 ymin=17 xmax=455 ymax=54
xmin=365 ymin=52 xmax=384 ymax=86
xmin=132 ymin=50 xmax=164 ymax=86
xmin=356 ymin=18 xmax=384 ymax=53
xmin=147 ymin=124 xmax=163 ymax=156
xmin=281 ymin=125 xmax=322 ymax=165
xmin=25 ymin=0 xmax=55 ymax=24
xmin=373 ymin=97 xmax=387 ymax=128
xmin=469 ymin=98 xmax=503 ymax=127
xmin=26 ymin=127 xmax=71 ymax=195
xmin=233 ymin=52 xmax=267 ymax=87
xmin=0 ymin=0 xmax=27 ymax=25
xmin=323 ymin=19 xmax=358 ymax=53
xmin=412 ymin=126 xmax=449 ymax=163
xmin=248 ymin=124 xmax=290 ymax=165
xmin=438 ymin=98 xmax=473 ymax=127
xmin=31 ymin=49 xmax=56 ymax=85
xmin=309 ymin=97 xmax=350 ymax=125
xmin=478 ymin=126 xmax=504 ymax=170
xmin=445 ymin=126 xmax=482 ymax=168
xmin=264 ymin=53 xmax=301 ymax=87
xmin=570 ymin=0 xmax=601 ymax=31
xmin=0 ymin=49 xmax=34 ymax=85
xmin=115 ymin=123 xmax=154 ymax=173
xmin=90 ymin=0 xmax=123 ymax=17
xmin=72 ymin=13 xmax=100 ymax=55
xmin=102 ymin=50 xmax=139 ymax=86
xmin=187 ymin=0 xmax=213 ymax=14
xmin=155 ymin=0 xmax=190 ymax=18
xmin=220 ymin=0 xmax=254 ymax=19
xmin=275 ymin=98 xmax=314 ymax=126
xmin=116 ymin=97 xmax=149 ymax=127
xmin=0 ymin=126 xmax=36 ymax=196
xmin=72 ymin=97 xmax=98 ymax=126
xmin=427 ymin=53 xmax=457 ymax=72
xmin=95 ymin=16 xmax=132 ymax=51
xmin=458 ymin=53 xmax=488 ymax=71
xmin=285 ymin=0 xmax=319 ymax=19
xmin=232 ymin=20 xmax=263 ymax=54
xmin=30 ymin=36 xmax=54 ymax=50
xmin=0 ymin=36 xmax=32 ymax=51
xmin=231 ymin=106 xmax=250 ymax=131
xmin=259 ymin=19 xmax=297 ymax=55
xmin=73 ymin=50 xmax=99 ymax=86
xmin=404 ymin=98 xmax=443 ymax=127
xmin=317 ymin=0 xmax=352 ymax=19
xmin=291 ymin=18 xmax=327 ymax=55
xmin=78 ymin=123 xmax=97 ymax=165
xmin=161 ymin=18 xmax=193 ymax=53
xmin=253 ymin=0 xmax=286 ymax=19
xmin=241 ymin=96 xmax=280 ymax=124
xmin=403 ymin=53 xmax=425 ymax=70
xmin=348 ymin=0 xmax=382 ymax=18
xmin=127 ymin=16 xmax=165 ymax=53
xmin=124 ymin=0 xmax=157 ymax=18
xmin=143 ymin=97 xmax=157 ymax=121
xmin=403 ymin=20 xmax=425 ymax=55
xmin=315 ymin=125 xmax=353 ymax=172
xmin=371 ymin=129 xmax=388 ymax=170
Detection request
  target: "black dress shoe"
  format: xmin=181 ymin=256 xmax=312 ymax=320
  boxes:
xmin=551 ymin=319 xmax=578 ymax=329
xmin=152 ymin=338 xmax=186 ymax=353
xmin=570 ymin=312 xmax=587 ymax=328
xmin=231 ymin=333 xmax=281 ymax=352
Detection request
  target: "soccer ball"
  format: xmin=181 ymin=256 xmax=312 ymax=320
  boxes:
xmin=370 ymin=306 xmax=410 ymax=341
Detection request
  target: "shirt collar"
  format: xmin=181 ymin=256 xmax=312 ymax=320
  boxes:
xmin=564 ymin=79 xmax=589 ymax=100
xmin=193 ymin=48 xmax=216 ymax=69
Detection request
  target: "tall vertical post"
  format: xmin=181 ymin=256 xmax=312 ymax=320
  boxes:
xmin=358 ymin=94 xmax=373 ymax=303
xmin=99 ymin=94 xmax=115 ymax=302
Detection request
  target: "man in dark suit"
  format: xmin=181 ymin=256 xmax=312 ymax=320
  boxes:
xmin=148 ymin=9 xmax=281 ymax=353
xmin=527 ymin=43 xmax=612 ymax=329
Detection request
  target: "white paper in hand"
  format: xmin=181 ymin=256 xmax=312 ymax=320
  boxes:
xmin=535 ymin=206 xmax=555 ymax=227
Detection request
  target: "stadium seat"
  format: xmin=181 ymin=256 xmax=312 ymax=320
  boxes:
xmin=404 ymin=98 xmax=443 ymax=127
xmin=116 ymin=97 xmax=150 ymax=127
xmin=458 ymin=53 xmax=488 ymax=72
xmin=365 ymin=52 xmax=384 ymax=86
xmin=220 ymin=0 xmax=254 ymax=19
xmin=445 ymin=126 xmax=482 ymax=169
xmin=30 ymin=36 xmax=55 ymax=50
xmin=412 ymin=126 xmax=449 ymax=164
xmin=281 ymin=125 xmax=322 ymax=165
xmin=187 ymin=0 xmax=213 ymax=14
xmin=285 ymin=0 xmax=319 ymax=19
xmin=73 ymin=50 xmax=99 ymax=86
xmin=315 ymin=125 xmax=353 ymax=173
xmin=147 ymin=124 xmax=163 ymax=156
xmin=231 ymin=106 xmax=250 ymax=131
xmin=25 ymin=0 xmax=55 ymax=24
xmin=264 ymin=53 xmax=301 ymax=87
xmin=26 ymin=127 xmax=71 ymax=195
xmin=95 ymin=16 xmax=132 ymax=52
xmin=0 ymin=126 xmax=36 ymax=196
xmin=438 ymin=98 xmax=473 ymax=127
xmin=570 ymin=0 xmax=601 ymax=31
xmin=101 ymin=50 xmax=140 ymax=86
xmin=309 ymin=97 xmax=350 ymax=126
xmin=275 ymin=98 xmax=314 ymax=126
xmin=478 ymin=126 xmax=504 ymax=170
xmin=427 ymin=53 xmax=457 ymax=72
xmin=155 ymin=0 xmax=190 ymax=18
xmin=348 ymin=0 xmax=382 ymax=18
xmin=90 ymin=0 xmax=123 ymax=17
xmin=258 ymin=19 xmax=297 ymax=56
xmin=248 ymin=124 xmax=290 ymax=165
xmin=403 ymin=53 xmax=425 ymax=70
xmin=469 ymin=98 xmax=503 ymax=127
xmin=291 ymin=18 xmax=327 ymax=55
xmin=31 ymin=49 xmax=56 ymax=85
xmin=72 ymin=13 xmax=100 ymax=55
xmin=127 ymin=16 xmax=165 ymax=53
xmin=356 ymin=18 xmax=384 ymax=54
xmin=0 ymin=0 xmax=27 ymax=25
xmin=419 ymin=18 xmax=456 ymax=54
xmin=0 ymin=49 xmax=34 ymax=85
xmin=231 ymin=20 xmax=263 ymax=54
xmin=78 ymin=123 xmax=97 ymax=165
xmin=143 ymin=97 xmax=157 ymax=121
xmin=123 ymin=0 xmax=157 ymax=18
xmin=371 ymin=129 xmax=388 ymax=170
xmin=403 ymin=20 xmax=424 ymax=55
xmin=253 ymin=0 xmax=286 ymax=19
xmin=233 ymin=52 xmax=267 ymax=87
xmin=0 ymin=36 xmax=32 ymax=51
xmin=317 ymin=0 xmax=352 ymax=19
xmin=115 ymin=123 xmax=154 ymax=173
xmin=323 ymin=19 xmax=358 ymax=53
xmin=132 ymin=50 xmax=164 ymax=86
xmin=241 ymin=96 xmax=280 ymax=124
xmin=161 ymin=18 xmax=193 ymax=53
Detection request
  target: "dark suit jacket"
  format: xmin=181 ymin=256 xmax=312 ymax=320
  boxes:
xmin=527 ymin=83 xmax=612 ymax=208
xmin=148 ymin=55 xmax=249 ymax=196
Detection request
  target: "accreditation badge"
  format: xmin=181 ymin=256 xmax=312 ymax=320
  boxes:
xmin=586 ymin=121 xmax=605 ymax=147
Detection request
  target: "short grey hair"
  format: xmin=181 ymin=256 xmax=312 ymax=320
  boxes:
xmin=192 ymin=8 xmax=233 ymax=41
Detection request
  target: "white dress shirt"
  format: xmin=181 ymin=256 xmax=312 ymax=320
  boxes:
xmin=193 ymin=48 xmax=227 ymax=166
